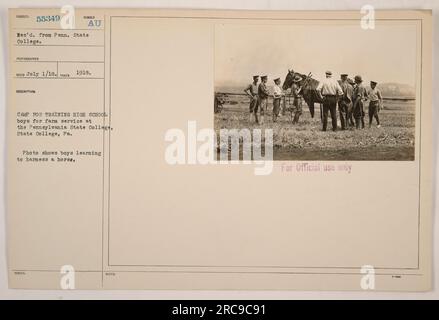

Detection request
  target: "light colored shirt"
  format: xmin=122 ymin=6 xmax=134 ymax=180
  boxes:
xmin=367 ymin=87 xmax=382 ymax=102
xmin=273 ymin=85 xmax=283 ymax=98
xmin=317 ymin=77 xmax=343 ymax=96
xmin=244 ymin=83 xmax=258 ymax=96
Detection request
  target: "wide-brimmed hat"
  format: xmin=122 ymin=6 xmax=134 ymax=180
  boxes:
xmin=354 ymin=75 xmax=363 ymax=83
xmin=325 ymin=70 xmax=332 ymax=76
xmin=370 ymin=81 xmax=377 ymax=85
xmin=273 ymin=77 xmax=281 ymax=83
xmin=340 ymin=73 xmax=348 ymax=78
xmin=261 ymin=75 xmax=268 ymax=80
xmin=293 ymin=75 xmax=302 ymax=82
xmin=253 ymin=75 xmax=259 ymax=79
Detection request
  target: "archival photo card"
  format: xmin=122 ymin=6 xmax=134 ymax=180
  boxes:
xmin=6 ymin=8 xmax=432 ymax=291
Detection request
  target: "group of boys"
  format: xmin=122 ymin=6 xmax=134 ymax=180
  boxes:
xmin=244 ymin=72 xmax=383 ymax=131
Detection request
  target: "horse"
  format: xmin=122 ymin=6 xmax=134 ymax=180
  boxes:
xmin=282 ymin=69 xmax=323 ymax=119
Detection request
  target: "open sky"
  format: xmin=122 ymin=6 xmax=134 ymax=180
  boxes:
xmin=215 ymin=22 xmax=417 ymax=87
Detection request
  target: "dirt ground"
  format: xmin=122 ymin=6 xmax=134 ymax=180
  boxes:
xmin=214 ymin=96 xmax=415 ymax=161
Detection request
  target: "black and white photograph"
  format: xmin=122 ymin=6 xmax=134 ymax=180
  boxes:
xmin=214 ymin=22 xmax=418 ymax=160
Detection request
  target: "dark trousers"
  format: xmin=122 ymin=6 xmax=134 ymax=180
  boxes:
xmin=339 ymin=100 xmax=353 ymax=129
xmin=254 ymin=97 xmax=267 ymax=123
xmin=368 ymin=101 xmax=380 ymax=125
xmin=353 ymin=99 xmax=365 ymax=129
xmin=347 ymin=104 xmax=355 ymax=127
xmin=292 ymin=97 xmax=303 ymax=124
xmin=322 ymin=96 xmax=337 ymax=131
xmin=338 ymin=102 xmax=347 ymax=130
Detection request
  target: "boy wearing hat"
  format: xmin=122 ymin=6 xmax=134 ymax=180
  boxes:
xmin=352 ymin=75 xmax=366 ymax=129
xmin=367 ymin=81 xmax=383 ymax=128
xmin=338 ymin=74 xmax=354 ymax=130
xmin=256 ymin=75 xmax=270 ymax=125
xmin=272 ymin=78 xmax=283 ymax=123
xmin=291 ymin=75 xmax=304 ymax=124
xmin=244 ymin=75 xmax=260 ymax=123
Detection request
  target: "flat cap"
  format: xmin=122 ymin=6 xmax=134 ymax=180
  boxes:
xmin=354 ymin=75 xmax=363 ymax=82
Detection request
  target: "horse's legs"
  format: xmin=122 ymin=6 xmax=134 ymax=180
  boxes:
xmin=308 ymin=102 xmax=315 ymax=118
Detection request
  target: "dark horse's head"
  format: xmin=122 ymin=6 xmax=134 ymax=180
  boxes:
xmin=282 ymin=69 xmax=296 ymax=90
xmin=282 ymin=68 xmax=322 ymax=118
xmin=282 ymin=69 xmax=320 ymax=90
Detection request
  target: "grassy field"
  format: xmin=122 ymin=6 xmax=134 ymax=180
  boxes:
xmin=214 ymin=94 xmax=415 ymax=161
